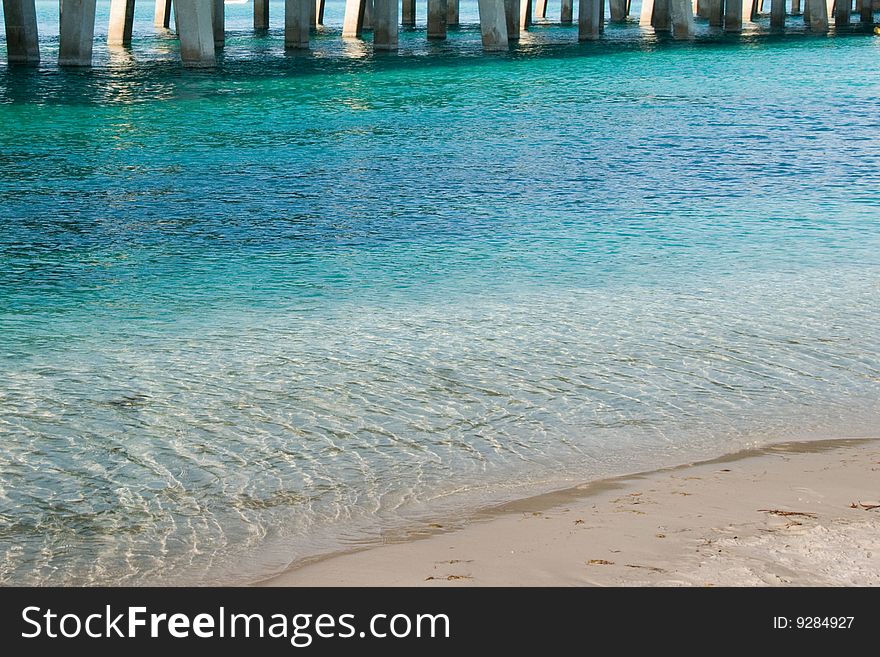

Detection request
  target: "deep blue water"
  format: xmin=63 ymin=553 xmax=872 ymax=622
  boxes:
xmin=1 ymin=5 xmax=880 ymax=584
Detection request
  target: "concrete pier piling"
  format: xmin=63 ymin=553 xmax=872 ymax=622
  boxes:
xmin=59 ymin=0 xmax=97 ymax=66
xmin=578 ymin=0 xmax=601 ymax=39
xmin=448 ymin=0 xmax=461 ymax=25
xmin=402 ymin=0 xmax=415 ymax=25
xmin=285 ymin=0 xmax=310 ymax=49
xmin=745 ymin=0 xmax=758 ymax=20
xmin=362 ymin=0 xmax=372 ymax=29
xmin=212 ymin=0 xmax=224 ymax=47
xmin=639 ymin=0 xmax=654 ymax=25
xmin=770 ymin=0 xmax=785 ymax=26
xmin=3 ymin=0 xmax=40 ymax=63
xmin=155 ymin=0 xmax=172 ymax=28
xmin=654 ymin=0 xmax=672 ymax=30
xmin=520 ymin=0 xmax=532 ymax=29
xmin=342 ymin=0 xmax=366 ymax=37
xmin=807 ymin=0 xmax=829 ymax=29
xmin=478 ymin=0 xmax=508 ymax=49
xmin=561 ymin=0 xmax=573 ymax=22
xmin=373 ymin=0 xmax=398 ymax=49
xmin=724 ymin=0 xmax=743 ymax=29
xmin=108 ymin=0 xmax=136 ymax=46
xmin=428 ymin=0 xmax=448 ymax=38
xmin=504 ymin=0 xmax=520 ymax=38
xmin=670 ymin=0 xmax=694 ymax=36
xmin=254 ymin=0 xmax=269 ymax=30
xmin=175 ymin=0 xmax=216 ymax=66
xmin=706 ymin=0 xmax=723 ymax=25
xmin=3 ymin=0 xmax=869 ymax=71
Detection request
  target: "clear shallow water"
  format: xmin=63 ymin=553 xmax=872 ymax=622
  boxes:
xmin=2 ymin=7 xmax=880 ymax=584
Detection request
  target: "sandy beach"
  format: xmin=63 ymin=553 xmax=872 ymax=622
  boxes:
xmin=262 ymin=438 xmax=880 ymax=587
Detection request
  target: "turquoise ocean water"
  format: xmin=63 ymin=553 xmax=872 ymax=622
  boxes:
xmin=2 ymin=4 xmax=880 ymax=584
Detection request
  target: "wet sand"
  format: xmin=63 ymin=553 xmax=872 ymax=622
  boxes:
xmin=261 ymin=438 xmax=880 ymax=586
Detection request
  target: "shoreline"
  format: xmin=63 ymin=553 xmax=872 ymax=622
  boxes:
xmin=259 ymin=437 xmax=880 ymax=586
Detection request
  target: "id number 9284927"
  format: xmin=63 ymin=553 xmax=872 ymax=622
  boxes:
xmin=773 ymin=617 xmax=854 ymax=630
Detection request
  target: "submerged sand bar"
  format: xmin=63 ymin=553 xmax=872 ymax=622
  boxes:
xmin=262 ymin=438 xmax=880 ymax=586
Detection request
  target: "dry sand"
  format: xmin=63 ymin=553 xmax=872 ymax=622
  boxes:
xmin=261 ymin=438 xmax=880 ymax=587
